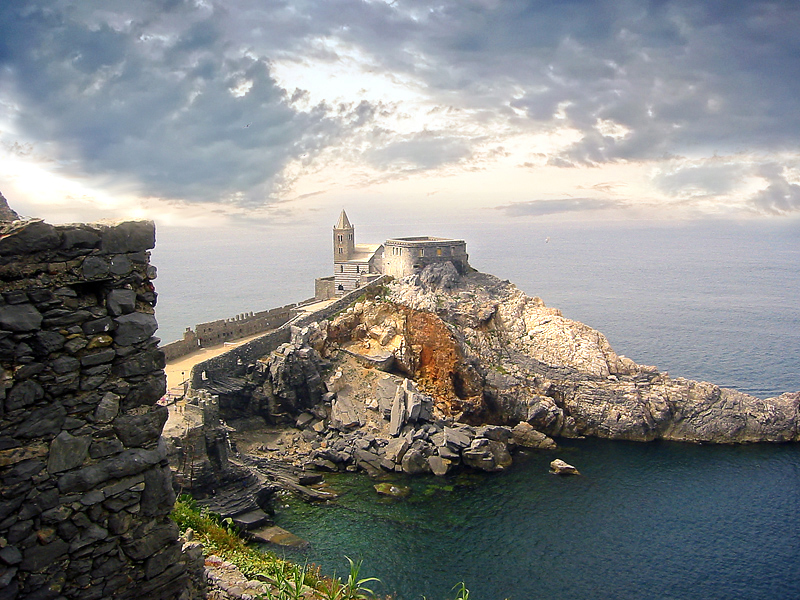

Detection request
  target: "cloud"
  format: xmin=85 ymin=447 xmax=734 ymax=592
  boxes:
xmin=654 ymin=160 xmax=749 ymax=198
xmin=2 ymin=0 xmax=800 ymax=215
xmin=0 ymin=1 xmax=361 ymax=204
xmin=364 ymin=131 xmax=473 ymax=171
xmin=497 ymin=198 xmax=626 ymax=217
xmin=748 ymin=163 xmax=800 ymax=215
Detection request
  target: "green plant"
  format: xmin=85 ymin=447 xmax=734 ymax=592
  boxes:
xmin=452 ymin=582 xmax=470 ymax=600
xmin=343 ymin=557 xmax=380 ymax=600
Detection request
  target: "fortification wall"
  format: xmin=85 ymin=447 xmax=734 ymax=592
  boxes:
xmin=190 ymin=276 xmax=390 ymax=388
xmin=161 ymin=299 xmax=315 ymax=363
xmin=0 ymin=216 xmax=201 ymax=599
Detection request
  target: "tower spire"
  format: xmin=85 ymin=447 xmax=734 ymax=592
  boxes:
xmin=335 ymin=209 xmax=352 ymax=229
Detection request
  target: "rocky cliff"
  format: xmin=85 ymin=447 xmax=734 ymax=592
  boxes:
xmin=185 ymin=261 xmax=800 ymax=495
xmin=336 ymin=263 xmax=799 ymax=444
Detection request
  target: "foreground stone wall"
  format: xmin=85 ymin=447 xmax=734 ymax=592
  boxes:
xmin=0 ymin=215 xmax=198 ymax=599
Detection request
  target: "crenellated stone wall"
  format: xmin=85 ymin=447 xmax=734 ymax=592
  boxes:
xmin=190 ymin=276 xmax=390 ymax=390
xmin=0 ymin=209 xmax=201 ymax=599
xmin=160 ymin=299 xmax=315 ymax=363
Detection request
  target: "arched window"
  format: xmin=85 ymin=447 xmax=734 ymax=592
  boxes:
xmin=337 ymin=284 xmax=344 ymax=291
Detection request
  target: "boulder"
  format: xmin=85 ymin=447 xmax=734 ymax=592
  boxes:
xmin=113 ymin=312 xmax=158 ymax=346
xmin=549 ymin=459 xmax=580 ymax=475
xmin=0 ymin=303 xmax=42 ymax=332
xmin=331 ymin=393 xmax=361 ymax=429
xmin=382 ymin=437 xmax=409 ymax=464
xmin=47 ymin=431 xmax=91 ymax=474
xmin=428 ymin=455 xmax=451 ymax=476
xmin=389 ymin=386 xmax=406 ymax=436
xmin=512 ymin=422 xmax=557 ymax=450
xmin=401 ymin=448 xmax=430 ymax=475
xmin=462 ymin=439 xmax=512 ymax=472
xmin=249 ymin=526 xmax=309 ymax=549
xmin=107 ymin=289 xmax=137 ymax=316
xmin=443 ymin=426 xmax=472 ymax=449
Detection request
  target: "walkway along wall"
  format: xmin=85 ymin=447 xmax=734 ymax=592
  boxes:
xmin=0 ymin=215 xmax=202 ymax=599
xmin=161 ymin=299 xmax=316 ymax=363
xmin=189 ymin=276 xmax=390 ymax=389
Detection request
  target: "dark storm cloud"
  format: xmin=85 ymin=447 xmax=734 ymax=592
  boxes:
xmin=305 ymin=0 xmax=800 ymax=162
xmin=2 ymin=0 xmax=800 ymax=206
xmin=0 ymin=1 xmax=353 ymax=204
xmin=498 ymin=198 xmax=625 ymax=217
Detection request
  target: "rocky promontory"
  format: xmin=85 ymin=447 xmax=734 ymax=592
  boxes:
xmin=175 ymin=262 xmax=799 ymax=500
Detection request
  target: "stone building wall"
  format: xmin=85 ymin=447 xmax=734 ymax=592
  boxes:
xmin=382 ymin=237 xmax=469 ymax=279
xmin=0 ymin=215 xmax=201 ymax=599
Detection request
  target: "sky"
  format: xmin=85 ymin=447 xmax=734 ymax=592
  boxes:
xmin=2 ymin=0 xmax=800 ymax=229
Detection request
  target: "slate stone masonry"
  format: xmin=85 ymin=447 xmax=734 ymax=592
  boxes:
xmin=0 ymin=214 xmax=200 ymax=599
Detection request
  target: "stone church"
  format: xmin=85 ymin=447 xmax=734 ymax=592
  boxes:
xmin=315 ymin=210 xmax=469 ymax=298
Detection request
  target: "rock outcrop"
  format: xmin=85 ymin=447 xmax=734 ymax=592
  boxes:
xmin=322 ymin=264 xmax=800 ymax=444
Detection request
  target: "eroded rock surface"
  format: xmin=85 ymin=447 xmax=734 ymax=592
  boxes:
xmin=320 ymin=265 xmax=800 ymax=444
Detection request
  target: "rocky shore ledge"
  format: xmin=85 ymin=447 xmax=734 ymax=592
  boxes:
xmin=167 ymin=262 xmax=799 ymax=525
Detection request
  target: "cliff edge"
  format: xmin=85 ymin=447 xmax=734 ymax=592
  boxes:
xmin=326 ymin=263 xmax=799 ymax=444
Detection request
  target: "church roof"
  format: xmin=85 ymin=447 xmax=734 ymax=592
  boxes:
xmin=335 ymin=209 xmax=352 ymax=229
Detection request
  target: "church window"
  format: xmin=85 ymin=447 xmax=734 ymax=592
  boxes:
xmin=337 ymin=284 xmax=344 ymax=291
xmin=436 ymin=248 xmax=442 ymax=256
xmin=340 ymin=265 xmax=343 ymax=272
xmin=356 ymin=265 xmax=360 ymax=273
xmin=349 ymin=234 xmax=353 ymax=240
xmin=338 ymin=234 xmax=343 ymax=242
xmin=418 ymin=249 xmax=424 ymax=257
xmin=338 ymin=248 xmax=343 ymax=254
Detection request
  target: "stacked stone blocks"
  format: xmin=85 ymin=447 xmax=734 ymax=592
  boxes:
xmin=0 ymin=217 xmax=196 ymax=599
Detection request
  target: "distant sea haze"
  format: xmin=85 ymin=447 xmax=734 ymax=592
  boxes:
xmin=153 ymin=218 xmax=800 ymax=399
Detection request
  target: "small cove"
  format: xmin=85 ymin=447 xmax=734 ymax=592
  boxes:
xmin=273 ymin=439 xmax=800 ymax=600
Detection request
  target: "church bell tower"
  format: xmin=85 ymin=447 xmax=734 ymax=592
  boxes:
xmin=333 ymin=209 xmax=355 ymax=263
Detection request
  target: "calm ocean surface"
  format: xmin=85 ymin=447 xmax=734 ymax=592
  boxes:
xmin=152 ymin=218 xmax=800 ymax=599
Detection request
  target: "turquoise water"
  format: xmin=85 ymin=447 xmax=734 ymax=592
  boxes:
xmin=151 ymin=218 xmax=800 ymax=599
xmin=274 ymin=440 xmax=800 ymax=600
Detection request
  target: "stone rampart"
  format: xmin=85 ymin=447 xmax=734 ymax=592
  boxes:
xmin=190 ymin=276 xmax=390 ymax=388
xmin=161 ymin=300 xmax=315 ymax=363
xmin=0 ymin=215 xmax=201 ymax=599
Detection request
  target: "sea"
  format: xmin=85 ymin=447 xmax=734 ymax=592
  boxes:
xmin=152 ymin=217 xmax=800 ymax=600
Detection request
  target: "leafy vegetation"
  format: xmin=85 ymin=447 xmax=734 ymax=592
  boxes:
xmin=171 ymin=494 xmax=478 ymax=600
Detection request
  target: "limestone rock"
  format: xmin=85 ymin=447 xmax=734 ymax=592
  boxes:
xmin=428 ymin=455 xmax=451 ymax=476
xmin=550 ymin=459 xmax=580 ymax=475
xmin=389 ymin=386 xmax=406 ymax=436
xmin=330 ymin=392 xmax=362 ymax=429
xmin=401 ymin=447 xmax=430 ymax=474
xmin=512 ymin=422 xmax=557 ymax=449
